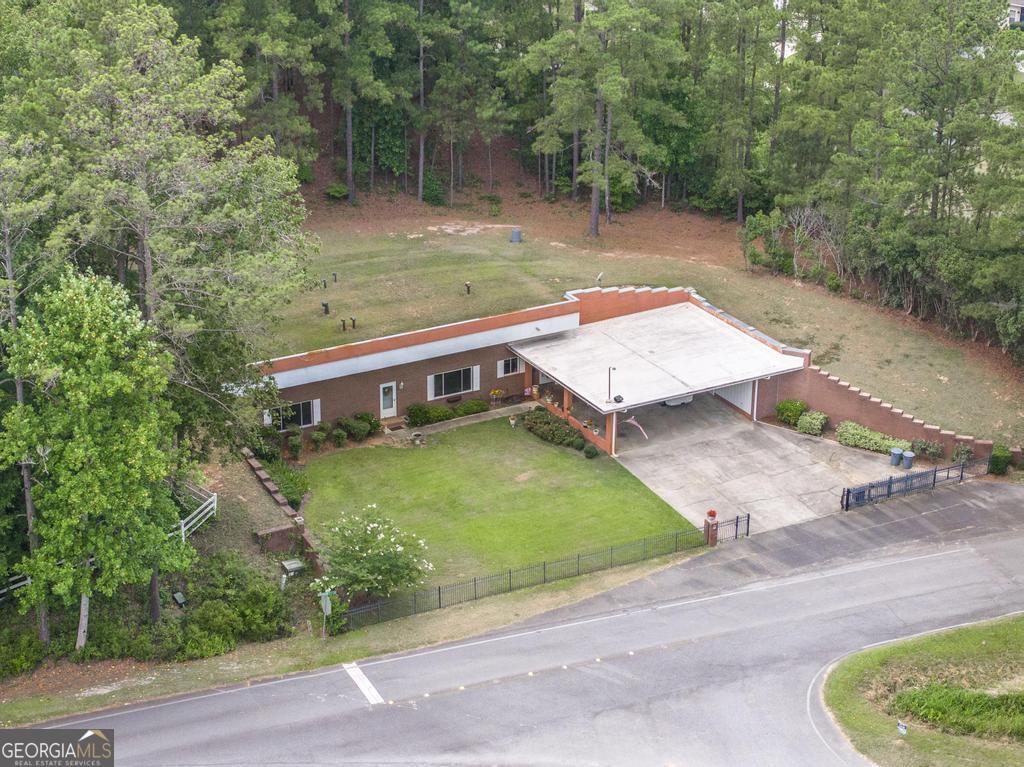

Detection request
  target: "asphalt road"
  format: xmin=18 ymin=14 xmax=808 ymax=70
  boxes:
xmin=46 ymin=481 xmax=1024 ymax=767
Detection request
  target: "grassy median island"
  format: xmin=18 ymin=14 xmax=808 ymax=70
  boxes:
xmin=825 ymin=615 xmax=1024 ymax=767
xmin=302 ymin=418 xmax=690 ymax=584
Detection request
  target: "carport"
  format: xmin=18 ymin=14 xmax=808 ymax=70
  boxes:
xmin=510 ymin=301 xmax=806 ymax=456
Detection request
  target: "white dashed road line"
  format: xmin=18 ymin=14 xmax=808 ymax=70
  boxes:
xmin=343 ymin=662 xmax=385 ymax=705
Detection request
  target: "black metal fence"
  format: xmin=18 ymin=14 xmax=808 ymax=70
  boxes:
xmin=344 ymin=514 xmax=751 ymax=629
xmin=840 ymin=459 xmax=989 ymax=511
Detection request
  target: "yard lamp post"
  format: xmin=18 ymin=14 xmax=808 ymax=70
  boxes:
xmin=606 ymin=366 xmax=616 ymax=403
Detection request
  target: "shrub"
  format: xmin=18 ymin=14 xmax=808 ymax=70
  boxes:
xmin=236 ymin=581 xmax=290 ymax=642
xmin=989 ymin=444 xmax=1011 ymax=475
xmin=572 ymin=437 xmax=585 ymax=451
xmin=325 ymin=182 xmax=348 ymax=200
xmin=147 ymin=617 xmax=184 ymax=661
xmin=310 ymin=425 xmax=329 ymax=451
xmin=346 ymin=419 xmax=371 ymax=441
xmin=71 ymin=609 xmax=138 ymax=662
xmin=583 ymin=443 xmax=599 ymax=459
xmin=321 ymin=592 xmax=349 ymax=636
xmin=179 ymin=552 xmax=290 ymax=657
xmin=331 ymin=427 xmax=347 ymax=448
xmin=796 ymin=410 xmax=828 ymax=436
xmin=317 ymin=508 xmax=432 ymax=598
xmin=421 ymin=170 xmax=446 ymax=206
xmin=190 ymin=599 xmax=243 ymax=641
xmin=0 ymin=627 xmax=47 ymax=680
xmin=826 ymin=273 xmax=843 ymax=293
xmin=353 ymin=412 xmax=382 ymax=434
xmin=952 ymin=443 xmax=975 ymax=464
xmin=296 ymin=164 xmax=314 ymax=184
xmin=286 ymin=434 xmax=303 ymax=459
xmin=251 ymin=425 xmax=282 ymax=463
xmin=775 ymin=399 xmax=808 ymax=427
xmin=911 ymin=439 xmax=944 ymax=461
xmin=264 ymin=460 xmax=309 ymax=508
xmin=452 ymin=399 xmax=489 ymax=417
xmin=406 ymin=402 xmax=455 ymax=427
xmin=835 ymin=421 xmax=912 ymax=454
xmin=336 ymin=416 xmax=371 ymax=441
xmin=522 ymin=408 xmax=581 ymax=447
xmin=177 ymin=622 xmax=235 ymax=660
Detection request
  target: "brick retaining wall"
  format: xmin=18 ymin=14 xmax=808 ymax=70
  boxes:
xmin=759 ymin=366 xmax=1021 ymax=464
xmin=241 ymin=447 xmax=324 ymax=573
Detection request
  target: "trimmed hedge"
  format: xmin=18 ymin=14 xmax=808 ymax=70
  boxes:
xmin=796 ymin=410 xmax=828 ymax=436
xmin=337 ymin=416 xmax=371 ymax=441
xmin=583 ymin=443 xmax=599 ymax=459
xmin=453 ymin=399 xmax=489 ymax=417
xmin=835 ymin=421 xmax=911 ymax=454
xmin=990 ymin=443 xmax=1012 ymax=475
xmin=407 ymin=403 xmax=454 ymax=427
xmin=523 ymin=406 xmax=581 ymax=447
xmin=406 ymin=399 xmax=489 ymax=427
xmin=775 ymin=399 xmax=808 ymax=427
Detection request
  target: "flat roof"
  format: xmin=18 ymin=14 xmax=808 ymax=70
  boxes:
xmin=510 ymin=303 xmax=805 ymax=414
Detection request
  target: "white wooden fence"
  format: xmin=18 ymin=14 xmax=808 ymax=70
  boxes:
xmin=0 ymin=481 xmax=217 ymax=600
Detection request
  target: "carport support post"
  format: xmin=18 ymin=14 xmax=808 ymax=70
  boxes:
xmin=523 ymin=362 xmax=534 ymax=398
xmin=606 ymin=412 xmax=617 ymax=456
xmin=562 ymin=388 xmax=572 ymax=414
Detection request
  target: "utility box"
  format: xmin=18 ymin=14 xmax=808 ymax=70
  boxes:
xmin=281 ymin=559 xmax=305 ymax=577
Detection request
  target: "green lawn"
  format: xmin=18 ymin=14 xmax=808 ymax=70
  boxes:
xmin=301 ymin=419 xmax=690 ymax=583
xmin=825 ymin=615 xmax=1024 ymax=767
xmin=278 ymin=223 xmax=1024 ymax=447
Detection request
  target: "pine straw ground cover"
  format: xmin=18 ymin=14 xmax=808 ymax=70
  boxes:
xmin=825 ymin=615 xmax=1024 ymax=767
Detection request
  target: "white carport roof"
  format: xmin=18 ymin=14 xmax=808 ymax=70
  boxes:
xmin=510 ymin=302 xmax=805 ymax=414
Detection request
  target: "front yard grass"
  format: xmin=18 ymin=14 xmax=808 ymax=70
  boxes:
xmin=825 ymin=615 xmax=1024 ymax=767
xmin=302 ymin=418 xmax=690 ymax=584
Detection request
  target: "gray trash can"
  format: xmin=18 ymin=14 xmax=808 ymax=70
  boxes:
xmin=890 ymin=447 xmax=904 ymax=466
xmin=902 ymin=451 xmax=916 ymax=470
xmin=510 ymin=227 xmax=522 ymax=243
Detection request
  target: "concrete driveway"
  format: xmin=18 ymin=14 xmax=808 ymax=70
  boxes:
xmin=614 ymin=395 xmax=888 ymax=532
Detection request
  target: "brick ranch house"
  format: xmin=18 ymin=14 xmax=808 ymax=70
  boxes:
xmin=264 ymin=286 xmax=1007 ymax=463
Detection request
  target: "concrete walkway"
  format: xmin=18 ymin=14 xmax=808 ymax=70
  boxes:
xmin=615 ymin=395 xmax=890 ymax=533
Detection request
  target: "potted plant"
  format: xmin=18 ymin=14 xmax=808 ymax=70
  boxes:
xmin=490 ymin=388 xmax=504 ymax=406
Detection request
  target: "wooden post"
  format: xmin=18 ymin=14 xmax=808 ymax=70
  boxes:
xmin=606 ymin=412 xmax=617 ymax=456
xmin=562 ymin=388 xmax=572 ymax=414
xmin=523 ymin=362 xmax=534 ymax=397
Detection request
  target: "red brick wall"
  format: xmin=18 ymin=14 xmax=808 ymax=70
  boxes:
xmin=756 ymin=366 xmax=1017 ymax=463
xmin=278 ymin=343 xmax=523 ymax=424
xmin=573 ymin=286 xmax=690 ymax=324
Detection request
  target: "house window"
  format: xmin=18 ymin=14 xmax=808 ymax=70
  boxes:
xmin=271 ymin=400 xmax=314 ymax=430
xmin=498 ymin=356 xmax=522 ymax=377
xmin=428 ymin=366 xmax=478 ymax=399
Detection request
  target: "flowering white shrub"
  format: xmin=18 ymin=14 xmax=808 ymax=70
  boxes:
xmin=317 ymin=505 xmax=432 ymax=598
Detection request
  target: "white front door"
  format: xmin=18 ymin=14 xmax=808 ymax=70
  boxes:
xmin=379 ymin=381 xmax=397 ymax=419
